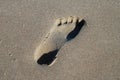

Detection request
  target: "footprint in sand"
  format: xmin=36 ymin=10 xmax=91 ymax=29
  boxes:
xmin=34 ymin=16 xmax=85 ymax=66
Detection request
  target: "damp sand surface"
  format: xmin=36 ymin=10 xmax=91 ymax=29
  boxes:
xmin=0 ymin=0 xmax=120 ymax=80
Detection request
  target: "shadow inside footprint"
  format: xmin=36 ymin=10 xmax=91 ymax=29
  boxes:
xmin=67 ymin=19 xmax=85 ymax=41
xmin=37 ymin=19 xmax=85 ymax=66
xmin=37 ymin=49 xmax=59 ymax=65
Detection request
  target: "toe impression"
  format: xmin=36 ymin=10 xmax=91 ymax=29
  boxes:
xmin=66 ymin=18 xmax=85 ymax=41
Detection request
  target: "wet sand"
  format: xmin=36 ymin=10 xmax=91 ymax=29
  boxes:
xmin=0 ymin=0 xmax=120 ymax=80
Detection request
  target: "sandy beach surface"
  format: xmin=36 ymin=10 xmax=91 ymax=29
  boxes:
xmin=0 ymin=0 xmax=120 ymax=80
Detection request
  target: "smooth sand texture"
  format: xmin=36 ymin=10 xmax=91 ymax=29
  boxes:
xmin=0 ymin=0 xmax=120 ymax=80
